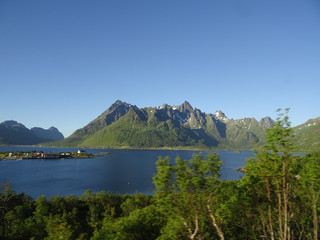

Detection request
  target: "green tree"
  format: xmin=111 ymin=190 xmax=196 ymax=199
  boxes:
xmin=1 ymin=193 xmax=34 ymax=240
xmin=45 ymin=214 xmax=74 ymax=240
xmin=120 ymin=193 xmax=153 ymax=216
xmin=153 ymin=156 xmax=174 ymax=194
xmin=240 ymin=109 xmax=298 ymax=240
xmin=0 ymin=183 xmax=17 ymax=240
xmin=298 ymin=151 xmax=320 ymax=240
xmin=80 ymin=190 xmax=126 ymax=231
xmin=153 ymin=153 xmax=224 ymax=240
xmin=92 ymin=205 xmax=163 ymax=240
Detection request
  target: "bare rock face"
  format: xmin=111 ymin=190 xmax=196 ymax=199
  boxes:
xmin=213 ymin=111 xmax=229 ymax=122
xmin=260 ymin=117 xmax=276 ymax=129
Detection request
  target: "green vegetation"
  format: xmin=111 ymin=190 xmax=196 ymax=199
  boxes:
xmin=58 ymin=104 xmax=269 ymax=150
xmin=51 ymin=100 xmax=320 ymax=151
xmin=1 ymin=111 xmax=320 ymax=239
xmin=293 ymin=117 xmax=320 ymax=152
xmin=82 ymin=109 xmax=214 ymax=149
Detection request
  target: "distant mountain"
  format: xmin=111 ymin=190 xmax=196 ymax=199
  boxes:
xmin=31 ymin=127 xmax=64 ymax=141
xmin=56 ymin=100 xmax=275 ymax=149
xmin=0 ymin=120 xmax=64 ymax=145
xmin=293 ymin=117 xmax=320 ymax=151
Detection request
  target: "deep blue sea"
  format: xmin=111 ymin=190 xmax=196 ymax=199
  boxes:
xmin=0 ymin=146 xmax=254 ymax=199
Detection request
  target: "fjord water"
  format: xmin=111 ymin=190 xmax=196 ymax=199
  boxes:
xmin=0 ymin=147 xmax=254 ymax=199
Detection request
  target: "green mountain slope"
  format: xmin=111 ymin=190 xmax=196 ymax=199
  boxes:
xmin=56 ymin=100 xmax=275 ymax=149
xmin=294 ymin=117 xmax=320 ymax=151
xmin=81 ymin=108 xmax=218 ymax=148
xmin=4 ymin=101 xmax=319 ymax=150
xmin=223 ymin=118 xmax=264 ymax=149
xmin=56 ymin=100 xmax=134 ymax=146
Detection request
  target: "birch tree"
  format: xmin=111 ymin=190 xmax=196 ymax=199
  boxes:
xmin=153 ymin=153 xmax=224 ymax=240
xmin=241 ymin=109 xmax=297 ymax=240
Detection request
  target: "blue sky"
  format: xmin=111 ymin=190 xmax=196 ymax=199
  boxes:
xmin=1 ymin=0 xmax=320 ymax=137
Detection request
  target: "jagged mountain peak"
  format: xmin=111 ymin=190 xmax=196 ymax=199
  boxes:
xmin=181 ymin=101 xmax=193 ymax=111
xmin=158 ymin=103 xmax=171 ymax=110
xmin=108 ymin=100 xmax=135 ymax=111
xmin=69 ymin=100 xmax=137 ymax=138
xmin=171 ymin=101 xmax=193 ymax=113
xmin=260 ymin=117 xmax=275 ymax=129
xmin=100 ymin=100 xmax=139 ymax=120
xmin=60 ymin=100 xmax=319 ymax=151
xmin=213 ymin=111 xmax=229 ymax=122
xmin=113 ymin=99 xmax=133 ymax=107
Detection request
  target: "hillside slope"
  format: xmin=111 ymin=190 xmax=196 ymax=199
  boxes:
xmin=57 ymin=100 xmax=274 ymax=149
xmin=294 ymin=117 xmax=320 ymax=151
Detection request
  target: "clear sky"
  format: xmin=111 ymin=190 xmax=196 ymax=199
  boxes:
xmin=1 ymin=0 xmax=319 ymax=137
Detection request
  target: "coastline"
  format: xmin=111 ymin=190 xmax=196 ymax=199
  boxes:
xmin=0 ymin=144 xmax=311 ymax=154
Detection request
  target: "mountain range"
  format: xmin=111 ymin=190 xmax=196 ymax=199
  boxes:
xmin=0 ymin=120 xmax=64 ymax=145
xmin=2 ymin=101 xmax=319 ymax=151
xmin=54 ymin=100 xmax=283 ymax=149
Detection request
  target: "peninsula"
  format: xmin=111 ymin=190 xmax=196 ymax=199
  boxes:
xmin=0 ymin=150 xmax=110 ymax=160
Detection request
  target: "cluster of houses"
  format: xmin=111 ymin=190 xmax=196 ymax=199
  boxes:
xmin=7 ymin=149 xmax=87 ymax=160
xmin=32 ymin=149 xmax=87 ymax=159
xmin=32 ymin=151 xmax=66 ymax=159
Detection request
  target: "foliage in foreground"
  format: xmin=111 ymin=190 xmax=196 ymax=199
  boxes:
xmin=1 ymin=110 xmax=320 ymax=239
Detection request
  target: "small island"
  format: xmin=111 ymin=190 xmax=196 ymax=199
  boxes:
xmin=0 ymin=149 xmax=110 ymax=160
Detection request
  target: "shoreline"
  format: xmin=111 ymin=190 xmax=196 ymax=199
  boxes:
xmin=0 ymin=144 xmax=310 ymax=154
xmin=0 ymin=150 xmax=111 ymax=160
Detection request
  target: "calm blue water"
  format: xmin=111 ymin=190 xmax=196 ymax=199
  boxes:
xmin=0 ymin=146 xmax=254 ymax=199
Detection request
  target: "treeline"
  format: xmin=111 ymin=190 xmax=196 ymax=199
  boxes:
xmin=1 ymin=110 xmax=320 ymax=240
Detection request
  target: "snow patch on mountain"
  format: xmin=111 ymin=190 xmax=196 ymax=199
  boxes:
xmin=213 ymin=111 xmax=229 ymax=122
